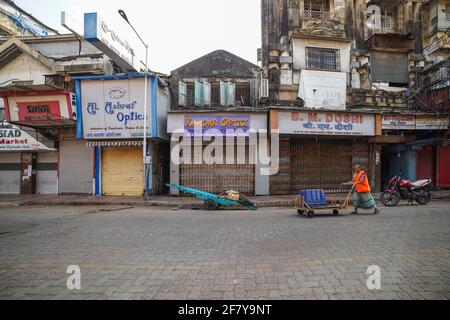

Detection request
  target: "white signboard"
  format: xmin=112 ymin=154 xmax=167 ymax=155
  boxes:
xmin=81 ymin=78 xmax=151 ymax=139
xmin=279 ymin=111 xmax=376 ymax=136
xmin=382 ymin=114 xmax=416 ymax=130
xmin=61 ymin=11 xmax=84 ymax=38
xmin=84 ymin=12 xmax=139 ymax=72
xmin=298 ymin=70 xmax=347 ymax=110
xmin=416 ymin=115 xmax=449 ymax=130
xmin=0 ymin=123 xmax=54 ymax=152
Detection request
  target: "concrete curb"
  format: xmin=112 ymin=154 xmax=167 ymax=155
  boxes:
xmin=1 ymin=194 xmax=449 ymax=209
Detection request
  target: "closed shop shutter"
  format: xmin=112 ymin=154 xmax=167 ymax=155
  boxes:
xmin=371 ymin=51 xmax=409 ymax=84
xmin=102 ymin=147 xmax=144 ymax=196
xmin=0 ymin=153 xmax=21 ymax=194
xmin=438 ymin=146 xmax=450 ymax=188
xmin=291 ymin=140 xmax=369 ymax=192
xmin=36 ymin=152 xmax=58 ymax=194
xmin=416 ymin=147 xmax=434 ymax=182
xmin=180 ymin=144 xmax=255 ymax=195
xmin=59 ymin=140 xmax=94 ymax=194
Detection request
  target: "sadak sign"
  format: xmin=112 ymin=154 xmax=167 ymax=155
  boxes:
xmin=17 ymin=101 xmax=61 ymax=122
xmin=184 ymin=115 xmax=251 ymax=137
xmin=5 ymin=93 xmax=75 ymax=126
xmin=278 ymin=111 xmax=376 ymax=136
xmin=0 ymin=124 xmax=54 ymax=152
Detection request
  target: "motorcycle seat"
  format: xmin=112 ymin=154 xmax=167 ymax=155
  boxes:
xmin=413 ymin=179 xmax=431 ymax=188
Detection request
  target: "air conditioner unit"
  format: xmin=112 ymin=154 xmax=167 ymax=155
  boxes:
xmin=260 ymin=78 xmax=269 ymax=99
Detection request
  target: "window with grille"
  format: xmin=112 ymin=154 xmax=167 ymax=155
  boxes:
xmin=305 ymin=47 xmax=340 ymax=72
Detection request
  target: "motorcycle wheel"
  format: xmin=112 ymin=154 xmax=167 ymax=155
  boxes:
xmin=381 ymin=191 xmax=401 ymax=207
xmin=415 ymin=191 xmax=432 ymax=205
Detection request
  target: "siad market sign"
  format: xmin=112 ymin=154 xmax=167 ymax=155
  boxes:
xmin=0 ymin=123 xmax=54 ymax=152
xmin=81 ymin=78 xmax=150 ymax=140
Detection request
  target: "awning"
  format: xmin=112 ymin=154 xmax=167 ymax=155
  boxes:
xmin=86 ymin=141 xmax=144 ymax=148
xmin=407 ymin=138 xmax=450 ymax=149
xmin=0 ymin=83 xmax=64 ymax=94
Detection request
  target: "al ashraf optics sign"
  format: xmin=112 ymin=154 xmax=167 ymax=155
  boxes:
xmin=81 ymin=78 xmax=151 ymax=139
xmin=84 ymin=12 xmax=139 ymax=72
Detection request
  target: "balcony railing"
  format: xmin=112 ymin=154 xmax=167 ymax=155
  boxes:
xmin=413 ymin=58 xmax=450 ymax=112
xmin=300 ymin=10 xmax=339 ymax=22
xmin=294 ymin=10 xmax=345 ymax=37
xmin=420 ymin=58 xmax=450 ymax=91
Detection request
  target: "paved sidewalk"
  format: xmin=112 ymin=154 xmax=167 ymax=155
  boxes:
xmin=1 ymin=190 xmax=449 ymax=208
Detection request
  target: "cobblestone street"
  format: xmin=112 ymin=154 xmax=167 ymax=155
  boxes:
xmin=0 ymin=202 xmax=449 ymax=300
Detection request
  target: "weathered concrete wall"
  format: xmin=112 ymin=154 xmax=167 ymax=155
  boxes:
xmin=0 ymin=53 xmax=51 ymax=85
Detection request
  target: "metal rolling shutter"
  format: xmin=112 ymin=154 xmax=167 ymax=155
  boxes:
xmin=59 ymin=140 xmax=94 ymax=194
xmin=438 ymin=147 xmax=450 ymax=188
xmin=371 ymin=51 xmax=409 ymax=84
xmin=102 ymin=147 xmax=144 ymax=196
xmin=291 ymin=140 xmax=369 ymax=192
xmin=417 ymin=147 xmax=434 ymax=182
xmin=0 ymin=153 xmax=21 ymax=194
xmin=36 ymin=152 xmax=58 ymax=194
xmin=180 ymin=144 xmax=255 ymax=195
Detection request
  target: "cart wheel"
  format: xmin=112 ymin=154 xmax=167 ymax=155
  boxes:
xmin=297 ymin=209 xmax=305 ymax=215
xmin=333 ymin=210 xmax=339 ymax=216
xmin=307 ymin=211 xmax=315 ymax=218
xmin=205 ymin=199 xmax=219 ymax=210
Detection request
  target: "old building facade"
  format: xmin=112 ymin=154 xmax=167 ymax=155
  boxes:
xmin=261 ymin=0 xmax=450 ymax=193
xmin=167 ymin=50 xmax=270 ymax=196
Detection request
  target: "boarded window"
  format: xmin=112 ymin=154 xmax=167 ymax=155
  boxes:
xmin=371 ymin=51 xmax=409 ymax=85
xmin=306 ymin=47 xmax=340 ymax=72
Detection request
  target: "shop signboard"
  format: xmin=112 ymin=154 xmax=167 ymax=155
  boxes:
xmin=17 ymin=101 xmax=61 ymax=122
xmin=81 ymin=78 xmax=151 ymax=139
xmin=184 ymin=115 xmax=251 ymax=137
xmin=84 ymin=12 xmax=139 ymax=72
xmin=0 ymin=123 xmax=54 ymax=152
xmin=416 ymin=115 xmax=449 ymax=130
xmin=382 ymin=114 xmax=416 ymax=130
xmin=5 ymin=94 xmax=74 ymax=126
xmin=279 ymin=111 xmax=376 ymax=136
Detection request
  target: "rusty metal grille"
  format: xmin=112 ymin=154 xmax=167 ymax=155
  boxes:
xmin=306 ymin=47 xmax=340 ymax=72
xmin=290 ymin=140 xmax=369 ymax=193
xmin=180 ymin=144 xmax=255 ymax=195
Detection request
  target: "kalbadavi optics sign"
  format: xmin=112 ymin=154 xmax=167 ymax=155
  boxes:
xmin=81 ymin=78 xmax=151 ymax=139
xmin=0 ymin=124 xmax=53 ymax=152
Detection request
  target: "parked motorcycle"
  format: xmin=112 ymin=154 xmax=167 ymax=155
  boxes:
xmin=381 ymin=173 xmax=432 ymax=207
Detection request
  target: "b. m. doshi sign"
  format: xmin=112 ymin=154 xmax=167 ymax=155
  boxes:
xmin=278 ymin=111 xmax=376 ymax=136
xmin=184 ymin=115 xmax=251 ymax=137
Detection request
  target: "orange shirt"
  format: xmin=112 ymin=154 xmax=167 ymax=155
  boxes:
xmin=353 ymin=171 xmax=371 ymax=193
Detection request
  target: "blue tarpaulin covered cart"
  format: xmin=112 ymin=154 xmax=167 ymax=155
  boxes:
xmin=294 ymin=185 xmax=355 ymax=218
xmin=167 ymin=184 xmax=258 ymax=211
